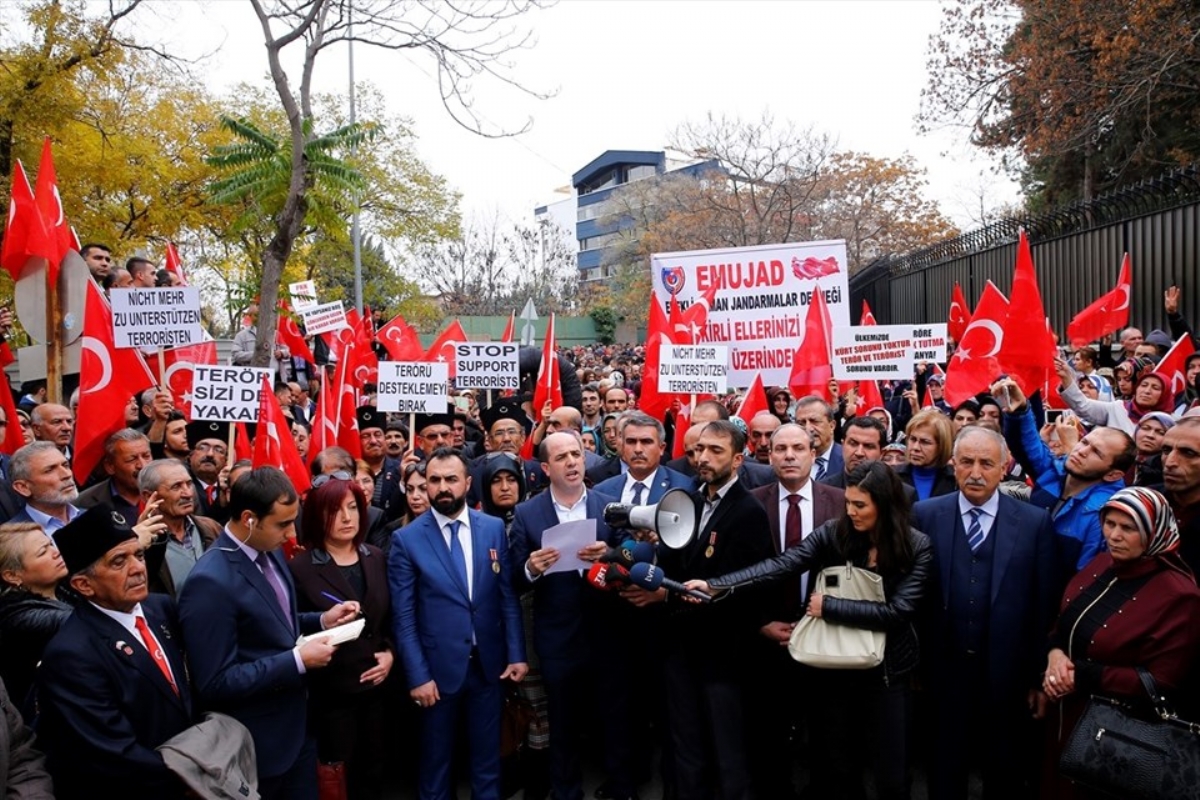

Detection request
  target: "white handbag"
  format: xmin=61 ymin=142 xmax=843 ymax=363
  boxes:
xmin=787 ymin=562 xmax=886 ymax=669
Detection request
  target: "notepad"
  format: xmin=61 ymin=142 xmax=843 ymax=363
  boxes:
xmin=297 ymin=617 xmax=365 ymax=647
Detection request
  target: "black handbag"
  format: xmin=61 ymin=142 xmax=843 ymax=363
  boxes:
xmin=1060 ymin=667 xmax=1200 ymax=799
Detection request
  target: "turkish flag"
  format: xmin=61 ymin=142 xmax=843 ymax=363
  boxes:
xmin=253 ymin=376 xmax=311 ymax=493
xmin=735 ymin=372 xmax=769 ymax=426
xmin=276 ymin=312 xmax=316 ymax=365
xmin=1156 ymin=334 xmax=1197 ymax=402
xmin=338 ymin=312 xmax=378 ymax=387
xmin=671 ymin=406 xmax=690 ymax=460
xmin=1 ymin=161 xmax=55 ymax=281
xmin=788 ymin=284 xmax=835 ymax=402
xmin=164 ymin=242 xmax=187 ymax=286
xmin=668 ymin=294 xmax=689 ymax=343
xmin=532 ymin=314 xmax=563 ymax=421
xmin=1066 ymin=253 xmax=1132 ymax=347
xmin=75 ymin=281 xmax=157 ymax=484
xmin=234 ymin=422 xmax=253 ymax=463
xmin=0 ymin=375 xmax=21 ymax=455
xmin=948 ymin=282 xmax=972 ymax=343
xmin=334 ymin=353 xmax=362 ymax=459
xmin=998 ymin=230 xmax=1054 ymax=397
xmin=423 ymin=319 xmax=467 ymax=379
xmin=944 ymin=280 xmax=1009 ymax=407
xmin=500 ymin=310 xmax=516 ymax=343
xmin=679 ymin=285 xmax=718 ymax=343
xmin=639 ymin=295 xmax=675 ymax=420
xmin=33 ymin=138 xmax=75 ymax=277
xmin=309 ymin=365 xmax=338 ymax=461
xmin=158 ymin=340 xmax=218 ymax=419
xmin=377 ymin=313 xmax=423 ymax=361
xmin=855 ymin=300 xmax=885 ymax=412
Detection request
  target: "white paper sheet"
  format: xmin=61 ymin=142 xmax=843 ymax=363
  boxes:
xmin=542 ymin=519 xmax=598 ymax=574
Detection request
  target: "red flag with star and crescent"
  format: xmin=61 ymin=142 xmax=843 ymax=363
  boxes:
xmin=1156 ymin=334 xmax=1197 ymax=404
xmin=1067 ymin=254 xmax=1132 ymax=348
xmin=423 ymin=320 xmax=468 ymax=379
xmin=948 ymin=282 xmax=972 ymax=343
xmin=253 ymin=376 xmax=311 ymax=493
xmin=377 ymin=313 xmax=424 ymax=361
xmin=1 ymin=161 xmax=55 ymax=281
xmin=944 ymin=281 xmax=1010 ymax=407
xmin=788 ymin=284 xmax=836 ymax=402
xmin=33 ymin=138 xmax=75 ymax=279
xmin=856 ymin=300 xmax=886 ymax=412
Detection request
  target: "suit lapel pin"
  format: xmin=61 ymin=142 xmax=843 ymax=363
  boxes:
xmin=159 ymin=622 xmax=172 ymax=640
xmin=116 ymin=640 xmax=133 ymax=655
xmin=489 ymin=548 xmax=500 ymax=573
xmin=705 ymin=530 xmax=718 ymax=559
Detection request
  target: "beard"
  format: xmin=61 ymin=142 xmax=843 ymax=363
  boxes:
xmin=432 ymin=491 xmax=466 ymax=517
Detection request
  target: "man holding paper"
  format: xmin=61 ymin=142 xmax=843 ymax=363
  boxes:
xmin=510 ymin=431 xmax=636 ymax=800
xmin=389 ymin=448 xmax=527 ymax=800
xmin=178 ymin=467 xmax=360 ymax=800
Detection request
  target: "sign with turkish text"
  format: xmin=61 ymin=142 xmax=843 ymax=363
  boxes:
xmin=190 ymin=366 xmax=273 ymax=422
xmin=377 ymin=361 xmax=449 ymax=413
xmin=454 ymin=342 xmax=519 ymax=390
xmin=109 ymin=288 xmax=204 ymax=349
xmin=658 ymin=344 xmax=729 ymax=395
xmin=299 ymin=301 xmax=348 ymax=335
xmin=651 ymin=240 xmax=851 ymax=387
xmin=288 ymin=280 xmax=319 ymax=311
xmin=831 ymin=324 xmax=948 ymax=380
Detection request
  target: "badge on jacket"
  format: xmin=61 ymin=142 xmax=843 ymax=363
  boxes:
xmin=490 ymin=548 xmax=500 ymax=573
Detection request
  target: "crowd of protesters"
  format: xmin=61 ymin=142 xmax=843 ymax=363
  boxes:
xmin=0 ymin=267 xmax=1195 ymax=800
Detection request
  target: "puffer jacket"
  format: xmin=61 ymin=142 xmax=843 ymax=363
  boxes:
xmin=0 ymin=591 xmax=72 ymax=720
xmin=709 ymin=519 xmax=932 ymax=683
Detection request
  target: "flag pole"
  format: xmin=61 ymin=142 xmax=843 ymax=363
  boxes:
xmin=157 ymin=347 xmax=167 ymax=391
xmin=45 ymin=260 xmax=62 ymax=403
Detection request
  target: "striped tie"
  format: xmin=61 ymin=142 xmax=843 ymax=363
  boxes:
xmin=966 ymin=508 xmax=986 ymax=552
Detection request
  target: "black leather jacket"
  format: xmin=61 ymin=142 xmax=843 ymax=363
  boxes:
xmin=709 ymin=519 xmax=933 ymax=682
xmin=0 ymin=590 xmax=73 ymax=719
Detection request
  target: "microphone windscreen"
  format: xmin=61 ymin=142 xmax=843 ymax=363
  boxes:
xmin=586 ymin=562 xmax=611 ymax=590
xmin=628 ymin=561 xmax=664 ymax=590
xmin=629 ymin=541 xmax=656 ymax=564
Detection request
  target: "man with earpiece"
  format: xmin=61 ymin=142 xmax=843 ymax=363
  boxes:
xmin=178 ymin=467 xmax=361 ymax=800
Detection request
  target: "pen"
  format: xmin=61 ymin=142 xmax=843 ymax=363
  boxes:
xmin=320 ymin=591 xmax=364 ymax=619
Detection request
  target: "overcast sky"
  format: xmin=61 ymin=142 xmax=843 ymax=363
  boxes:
xmin=146 ymin=0 xmax=1018 ymax=230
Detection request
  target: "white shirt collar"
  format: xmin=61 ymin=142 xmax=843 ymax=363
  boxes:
xmin=957 ymin=491 xmax=1001 ymax=518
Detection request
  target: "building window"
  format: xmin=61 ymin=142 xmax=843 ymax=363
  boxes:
xmin=577 ymin=204 xmax=602 ymax=222
xmin=580 ymin=233 xmax=616 ymax=252
xmin=627 ymin=164 xmax=656 ymax=182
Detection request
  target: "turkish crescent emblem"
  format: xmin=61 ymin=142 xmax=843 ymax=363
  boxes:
xmin=1114 ymin=284 xmax=1131 ymax=312
xmin=961 ymin=319 xmax=1004 ymax=358
xmin=384 ymin=326 xmax=403 ymax=343
xmin=163 ymin=360 xmax=193 ymax=389
xmin=949 ymin=301 xmax=965 ymax=324
xmin=81 ymin=336 xmax=114 ymax=393
xmin=6 ymin=194 xmax=16 ymax=228
xmin=52 ymin=186 xmax=64 ymax=227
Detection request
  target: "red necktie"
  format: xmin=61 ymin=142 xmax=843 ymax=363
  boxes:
xmin=134 ymin=616 xmax=178 ymax=696
xmin=785 ymin=494 xmax=802 ymax=549
xmin=206 ymin=484 xmax=218 ymax=506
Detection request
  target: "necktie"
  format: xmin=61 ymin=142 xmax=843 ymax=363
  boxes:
xmin=448 ymin=521 xmax=469 ymax=595
xmin=206 ymin=484 xmax=217 ymax=506
xmin=255 ymin=551 xmax=293 ymax=630
xmin=134 ymin=615 xmax=178 ymax=695
xmin=785 ymin=494 xmax=802 ymax=549
xmin=815 ymin=457 xmax=828 ymax=480
xmin=966 ymin=508 xmax=986 ymax=552
xmin=631 ymin=481 xmax=647 ymax=506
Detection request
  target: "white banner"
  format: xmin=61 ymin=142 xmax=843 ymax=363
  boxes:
xmin=289 ymin=280 xmax=319 ymax=311
xmin=454 ymin=342 xmax=519 ymax=390
xmin=109 ymin=288 xmax=203 ymax=349
xmin=377 ymin=361 xmax=449 ymax=413
xmin=300 ymin=301 xmax=348 ymax=335
xmin=831 ymin=324 xmax=949 ymax=381
xmin=190 ymin=366 xmax=273 ymax=422
xmin=658 ymin=344 xmax=729 ymax=395
xmin=651 ymin=240 xmax=851 ymax=387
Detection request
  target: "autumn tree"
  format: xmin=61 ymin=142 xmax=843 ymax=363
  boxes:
xmin=920 ymin=0 xmax=1200 ymax=205
xmin=237 ymin=0 xmax=548 ymax=369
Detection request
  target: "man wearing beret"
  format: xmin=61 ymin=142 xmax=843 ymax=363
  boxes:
xmin=185 ymin=420 xmax=230 ymax=523
xmin=468 ymin=401 xmax=545 ymax=505
xmin=357 ymin=406 xmax=405 ymax=522
xmin=37 ymin=505 xmax=195 ymax=799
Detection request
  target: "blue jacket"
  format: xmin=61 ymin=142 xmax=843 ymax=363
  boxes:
xmin=1006 ymin=406 xmax=1124 ymax=573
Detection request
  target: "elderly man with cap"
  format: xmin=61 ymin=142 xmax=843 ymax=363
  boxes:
xmin=186 ymin=420 xmax=230 ymax=523
xmin=37 ymin=505 xmax=195 ymax=799
xmin=469 ymin=401 xmax=544 ymax=506
xmin=357 ymin=406 xmax=404 ymax=521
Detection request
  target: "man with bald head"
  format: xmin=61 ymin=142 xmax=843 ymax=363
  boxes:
xmin=747 ymin=411 xmax=780 ymax=464
xmin=663 ymin=400 xmax=774 ymax=488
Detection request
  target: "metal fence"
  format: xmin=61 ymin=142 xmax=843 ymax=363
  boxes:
xmin=849 ymin=166 xmax=1200 ymax=338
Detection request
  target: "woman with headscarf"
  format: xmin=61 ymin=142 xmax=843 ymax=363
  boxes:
xmin=1040 ymin=487 xmax=1200 ymax=799
xmin=766 ymin=386 xmax=793 ymax=424
xmin=1054 ymin=355 xmax=1174 ymax=436
xmin=1128 ymin=411 xmax=1174 ymax=487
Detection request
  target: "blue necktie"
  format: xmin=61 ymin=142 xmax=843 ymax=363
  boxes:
xmin=631 ymin=482 xmax=646 ymax=506
xmin=448 ymin=521 xmax=469 ymax=594
xmin=966 ymin=508 xmax=986 ymax=552
xmin=815 ymin=457 xmax=828 ymax=480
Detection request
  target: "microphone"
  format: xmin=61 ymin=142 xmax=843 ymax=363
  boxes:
xmin=586 ymin=563 xmax=617 ymax=592
xmin=604 ymin=562 xmax=632 ymax=587
xmin=627 ymin=562 xmax=712 ymax=603
xmin=600 ymin=539 xmax=657 ymax=567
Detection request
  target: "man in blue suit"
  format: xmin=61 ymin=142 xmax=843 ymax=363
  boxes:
xmin=593 ymin=410 xmax=692 ymax=506
xmin=913 ymin=426 xmax=1058 ymax=800
xmin=37 ymin=505 xmax=195 ymax=799
xmin=389 ymin=447 xmax=527 ymax=800
xmin=510 ymin=431 xmax=633 ymax=800
xmin=178 ymin=467 xmax=360 ymax=800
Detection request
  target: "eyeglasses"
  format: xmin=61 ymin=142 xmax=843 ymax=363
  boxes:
xmin=312 ymin=470 xmax=353 ymax=488
xmin=194 ymin=442 xmax=228 ymax=455
xmin=491 ymin=426 xmax=524 ymax=439
xmin=403 ymin=462 xmax=426 ymax=479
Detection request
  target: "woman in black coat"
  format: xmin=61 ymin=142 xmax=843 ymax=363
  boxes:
xmin=289 ymin=475 xmax=394 ymax=800
xmin=688 ymin=461 xmax=932 ymax=800
xmin=0 ymin=522 xmax=72 ymax=721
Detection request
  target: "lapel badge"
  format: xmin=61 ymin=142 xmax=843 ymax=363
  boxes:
xmin=116 ymin=640 xmax=133 ymax=655
xmin=489 ymin=548 xmax=500 ymax=574
xmin=159 ymin=622 xmax=172 ymax=640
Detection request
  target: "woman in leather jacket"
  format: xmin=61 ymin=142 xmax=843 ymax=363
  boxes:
xmin=687 ymin=461 xmax=932 ymax=800
xmin=0 ymin=523 xmax=72 ymax=722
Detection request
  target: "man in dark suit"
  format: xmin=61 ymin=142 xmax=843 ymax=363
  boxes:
xmin=593 ymin=411 xmax=692 ymax=505
xmin=820 ymin=417 xmax=920 ymax=503
xmin=76 ymin=429 xmax=153 ymax=523
xmin=390 ymin=448 xmax=527 ymax=799
xmin=37 ymin=505 xmax=195 ymax=799
xmin=663 ymin=400 xmax=774 ymax=489
xmin=186 ymin=420 xmax=230 ymax=523
xmin=510 ymin=431 xmax=630 ymax=800
xmin=913 ymin=426 xmax=1058 ymax=800
xmin=793 ymin=395 xmax=843 ymax=481
xmin=656 ymin=420 xmax=775 ymax=800
xmin=178 ymin=467 xmax=360 ymax=800
xmin=747 ymin=422 xmax=843 ymax=798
